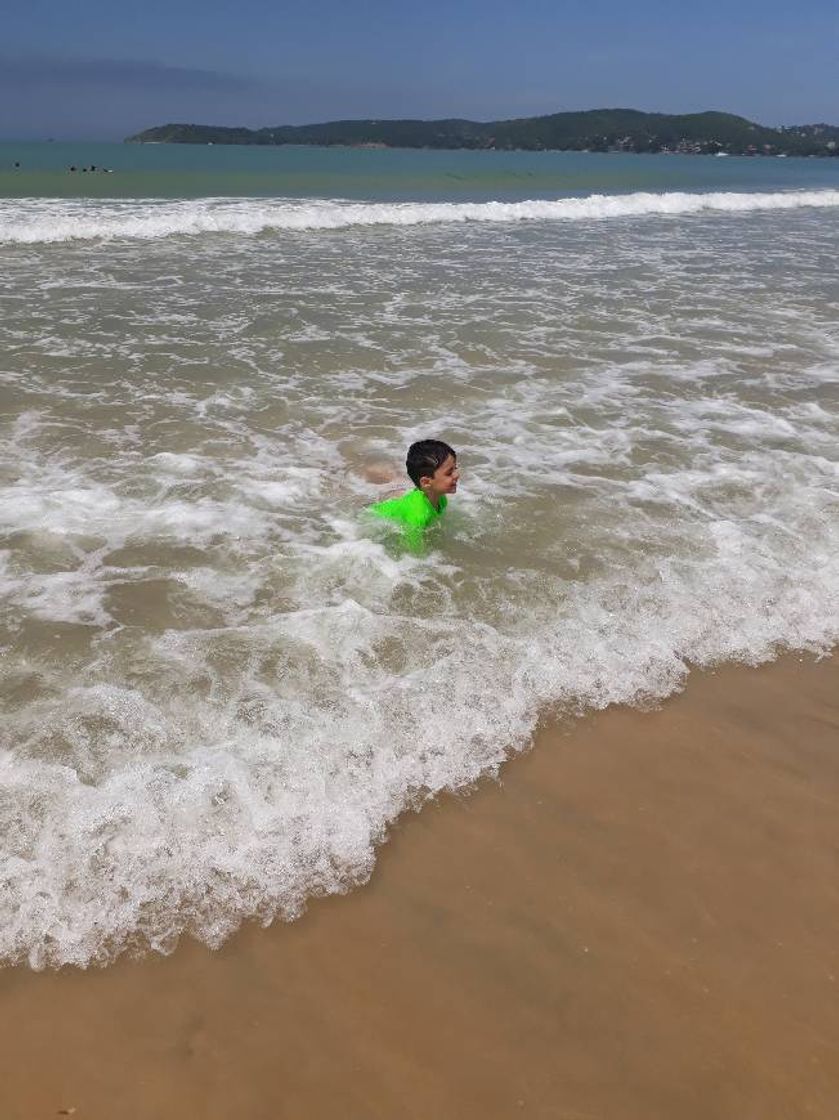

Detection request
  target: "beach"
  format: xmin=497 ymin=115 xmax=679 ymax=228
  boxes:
xmin=2 ymin=652 xmax=838 ymax=1120
xmin=2 ymin=147 xmax=838 ymax=1114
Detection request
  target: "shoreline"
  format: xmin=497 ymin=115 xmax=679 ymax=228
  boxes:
xmin=2 ymin=651 xmax=838 ymax=1119
xmin=124 ymin=142 xmax=826 ymax=157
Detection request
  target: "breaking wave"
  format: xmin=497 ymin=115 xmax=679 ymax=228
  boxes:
xmin=3 ymin=188 xmax=839 ymax=245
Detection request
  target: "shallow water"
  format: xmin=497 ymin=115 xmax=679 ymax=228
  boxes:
xmin=1 ymin=149 xmax=838 ymax=967
xmin=3 ymin=141 xmax=839 ymax=199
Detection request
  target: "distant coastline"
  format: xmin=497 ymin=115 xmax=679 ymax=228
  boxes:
xmin=127 ymin=108 xmax=839 ymax=157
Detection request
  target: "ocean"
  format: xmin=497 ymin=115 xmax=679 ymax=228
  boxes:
xmin=1 ymin=143 xmax=838 ymax=968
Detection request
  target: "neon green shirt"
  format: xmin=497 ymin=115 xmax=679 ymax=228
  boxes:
xmin=368 ymin=488 xmax=447 ymax=531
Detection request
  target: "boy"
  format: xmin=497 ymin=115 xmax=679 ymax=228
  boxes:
xmin=369 ymin=439 xmax=459 ymax=535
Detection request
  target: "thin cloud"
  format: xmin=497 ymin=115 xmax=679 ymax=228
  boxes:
xmin=0 ymin=56 xmax=271 ymax=138
xmin=0 ymin=55 xmax=254 ymax=93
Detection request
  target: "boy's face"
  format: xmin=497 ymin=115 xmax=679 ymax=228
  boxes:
xmin=420 ymin=454 xmax=459 ymax=502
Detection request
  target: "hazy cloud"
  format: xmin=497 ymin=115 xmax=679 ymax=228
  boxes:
xmin=0 ymin=56 xmax=266 ymax=138
xmin=0 ymin=55 xmax=253 ymax=92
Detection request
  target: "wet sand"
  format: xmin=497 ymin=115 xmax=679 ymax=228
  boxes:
xmin=2 ymin=653 xmax=838 ymax=1120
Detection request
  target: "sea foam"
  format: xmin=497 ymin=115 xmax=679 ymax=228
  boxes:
xmin=2 ymin=189 xmax=839 ymax=244
xmin=1 ymin=191 xmax=838 ymax=969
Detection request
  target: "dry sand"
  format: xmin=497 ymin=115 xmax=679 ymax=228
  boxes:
xmin=2 ymin=653 xmax=838 ymax=1120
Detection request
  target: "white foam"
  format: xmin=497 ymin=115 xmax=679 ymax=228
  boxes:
xmin=2 ymin=189 xmax=839 ymax=245
xmin=0 ymin=562 xmax=109 ymax=626
xmin=2 ymin=192 xmax=839 ymax=969
xmin=147 ymin=452 xmax=204 ymax=475
xmin=3 ymin=452 xmax=836 ymax=969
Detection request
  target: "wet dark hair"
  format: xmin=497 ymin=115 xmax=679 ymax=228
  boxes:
xmin=406 ymin=439 xmax=457 ymax=487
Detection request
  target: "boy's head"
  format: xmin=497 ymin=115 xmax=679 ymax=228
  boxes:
xmin=406 ymin=439 xmax=459 ymax=503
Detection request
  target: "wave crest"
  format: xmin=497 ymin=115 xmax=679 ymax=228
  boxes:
xmin=3 ymin=189 xmax=839 ymax=245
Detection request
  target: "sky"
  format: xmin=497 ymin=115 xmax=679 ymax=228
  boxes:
xmin=2 ymin=0 xmax=838 ymax=139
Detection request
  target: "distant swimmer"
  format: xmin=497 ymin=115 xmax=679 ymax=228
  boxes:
xmin=368 ymin=439 xmax=459 ymax=546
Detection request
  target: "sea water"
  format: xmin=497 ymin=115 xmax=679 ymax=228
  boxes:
xmin=1 ymin=146 xmax=838 ymax=967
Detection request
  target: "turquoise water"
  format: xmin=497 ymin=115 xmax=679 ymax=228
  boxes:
xmin=1 ymin=140 xmax=837 ymax=200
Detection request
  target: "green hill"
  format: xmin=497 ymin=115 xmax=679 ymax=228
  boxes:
xmin=127 ymin=109 xmax=838 ymax=156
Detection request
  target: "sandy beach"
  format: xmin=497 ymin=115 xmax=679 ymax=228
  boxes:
xmin=2 ymin=651 xmax=837 ymax=1119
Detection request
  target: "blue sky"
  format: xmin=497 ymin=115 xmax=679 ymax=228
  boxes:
xmin=3 ymin=0 xmax=837 ymax=138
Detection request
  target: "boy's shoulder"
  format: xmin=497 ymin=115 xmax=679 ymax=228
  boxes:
xmin=369 ymin=488 xmax=446 ymax=528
